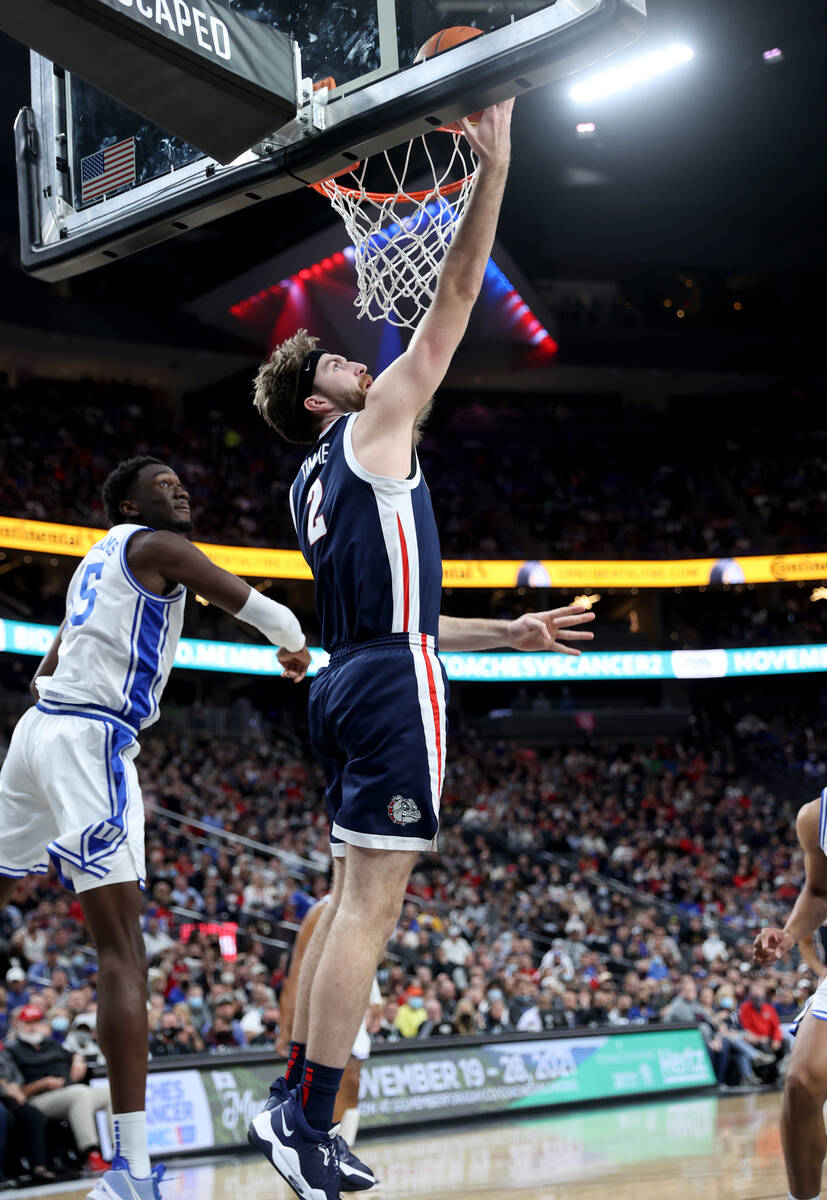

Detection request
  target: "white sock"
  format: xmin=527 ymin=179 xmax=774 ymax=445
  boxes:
xmin=789 ymin=1192 xmax=820 ymax=1200
xmin=113 ymin=1112 xmax=151 ymax=1179
xmin=339 ymin=1107 xmax=360 ymax=1147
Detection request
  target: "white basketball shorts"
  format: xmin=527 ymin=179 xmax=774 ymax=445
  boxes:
xmin=0 ymin=705 xmax=146 ymax=894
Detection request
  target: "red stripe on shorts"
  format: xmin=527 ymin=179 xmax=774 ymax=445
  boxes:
xmin=420 ymin=633 xmax=442 ymax=785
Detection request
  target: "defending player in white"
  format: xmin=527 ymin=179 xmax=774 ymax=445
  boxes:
xmin=0 ymin=456 xmax=311 ymax=1200
xmin=753 ymin=785 xmax=827 ymax=1200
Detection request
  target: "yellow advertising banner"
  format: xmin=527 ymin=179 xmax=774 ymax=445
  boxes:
xmin=1 ymin=517 xmax=826 ymax=589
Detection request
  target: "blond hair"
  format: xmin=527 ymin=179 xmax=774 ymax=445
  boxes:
xmin=252 ymin=328 xmax=320 ymax=443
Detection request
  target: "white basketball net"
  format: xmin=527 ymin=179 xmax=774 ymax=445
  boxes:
xmin=313 ymin=132 xmax=479 ymax=329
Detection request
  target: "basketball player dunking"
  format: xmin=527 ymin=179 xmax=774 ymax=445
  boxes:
xmin=248 ymin=100 xmax=595 ymax=1199
xmin=753 ymin=786 xmax=827 ymax=1200
xmin=0 ymin=458 xmax=310 ymax=1200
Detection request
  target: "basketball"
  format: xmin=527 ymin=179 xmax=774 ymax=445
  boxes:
xmin=414 ymin=26 xmax=484 ymax=132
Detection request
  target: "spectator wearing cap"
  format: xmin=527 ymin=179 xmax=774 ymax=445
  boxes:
xmin=393 ymin=988 xmax=428 ymax=1038
xmin=4 ymin=968 xmax=31 ymax=1012
xmin=7 ymin=1005 xmax=111 ymax=1173
xmin=62 ymin=1012 xmax=106 ymax=1068
xmin=202 ymin=996 xmax=246 ymax=1050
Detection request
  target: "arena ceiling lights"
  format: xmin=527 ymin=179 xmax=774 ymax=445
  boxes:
xmin=569 ymin=42 xmax=694 ymax=103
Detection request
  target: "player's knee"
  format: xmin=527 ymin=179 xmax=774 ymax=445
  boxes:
xmin=96 ymin=935 xmax=147 ymax=979
xmin=785 ymin=1061 xmax=827 ymax=1112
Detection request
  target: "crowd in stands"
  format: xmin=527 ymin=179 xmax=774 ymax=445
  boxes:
xmin=1 ymin=377 xmax=824 ymax=562
xmin=0 ymin=715 xmax=822 ymax=1180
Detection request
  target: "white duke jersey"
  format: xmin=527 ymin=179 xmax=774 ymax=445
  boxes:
xmin=36 ymin=524 xmax=186 ymax=733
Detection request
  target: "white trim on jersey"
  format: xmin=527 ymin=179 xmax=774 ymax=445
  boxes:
xmin=819 ymin=786 xmax=827 ymax=853
xmin=342 ymin=413 xmax=421 ymax=491
xmin=288 ymin=484 xmax=298 ymax=535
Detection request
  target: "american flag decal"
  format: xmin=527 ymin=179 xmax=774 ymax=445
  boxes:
xmin=80 ymin=137 xmax=136 ymax=205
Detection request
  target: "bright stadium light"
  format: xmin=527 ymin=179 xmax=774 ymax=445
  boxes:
xmin=570 ymin=43 xmax=694 ymax=103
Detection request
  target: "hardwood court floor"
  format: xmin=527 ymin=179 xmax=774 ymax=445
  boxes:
xmin=39 ymin=1090 xmax=790 ymax=1200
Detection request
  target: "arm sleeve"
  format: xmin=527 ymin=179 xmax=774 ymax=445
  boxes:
xmin=235 ymin=589 xmax=305 ymax=652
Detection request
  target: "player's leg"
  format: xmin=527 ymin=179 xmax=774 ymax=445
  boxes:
xmin=40 ymin=715 xmax=160 ymax=1196
xmin=782 ymin=1007 xmax=827 ymax=1199
xmin=304 ymin=846 xmax=417 ymax=1115
xmin=288 ymin=857 xmax=344 ymax=1076
xmin=78 ymin=883 xmax=148 ymax=1119
xmin=334 ymin=1057 xmax=361 ymax=1131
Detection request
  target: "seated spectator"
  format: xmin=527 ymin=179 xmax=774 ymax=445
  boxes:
xmin=738 ymin=981 xmax=785 ymax=1082
xmin=62 ymin=1013 xmax=106 ymax=1068
xmin=449 ymin=999 xmax=481 ymax=1037
xmin=517 ymin=987 xmax=563 ymax=1032
xmin=394 ymin=988 xmax=428 ymax=1039
xmin=483 ymin=996 xmax=512 ymax=1034
xmin=0 ymin=1043 xmax=56 ymax=1185
xmin=4 ymin=969 xmax=30 ymax=1012
xmin=8 ymin=1006 xmax=111 ymax=1173
xmin=418 ymin=1000 xmax=454 ymax=1039
xmin=200 ymin=996 xmax=246 ymax=1048
xmin=149 ymin=1012 xmax=200 ymax=1058
xmin=202 ymin=1012 xmax=244 ymax=1053
xmin=142 ymin=915 xmax=174 ymax=962
xmin=248 ymin=1009 xmax=281 ymax=1050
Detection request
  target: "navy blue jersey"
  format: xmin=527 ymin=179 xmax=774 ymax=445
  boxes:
xmin=290 ymin=413 xmax=442 ymax=652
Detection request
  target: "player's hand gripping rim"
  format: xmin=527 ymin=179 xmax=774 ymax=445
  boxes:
xmin=507 ymin=605 xmax=595 ymax=656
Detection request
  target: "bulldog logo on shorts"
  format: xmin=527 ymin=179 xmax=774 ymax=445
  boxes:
xmin=388 ymin=795 xmax=421 ymax=825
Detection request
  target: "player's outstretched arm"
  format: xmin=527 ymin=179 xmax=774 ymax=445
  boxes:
xmin=438 ymin=606 xmax=595 ymax=654
xmin=753 ymin=798 xmax=827 ymax=964
xmin=356 ymin=100 xmax=514 ymax=448
xmin=127 ymin=531 xmax=311 ymax=681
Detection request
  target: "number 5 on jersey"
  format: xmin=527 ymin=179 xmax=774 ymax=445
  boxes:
xmin=306 ymin=478 xmax=327 ymax=545
xmin=70 ymin=561 xmax=104 ymax=626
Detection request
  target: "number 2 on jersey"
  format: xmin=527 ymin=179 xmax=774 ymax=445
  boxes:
xmin=306 ymin=479 xmax=327 ymax=545
xmin=70 ymin=561 xmax=104 ymax=626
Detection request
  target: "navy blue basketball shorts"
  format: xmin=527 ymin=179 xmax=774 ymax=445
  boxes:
xmin=309 ymin=633 xmax=448 ymax=856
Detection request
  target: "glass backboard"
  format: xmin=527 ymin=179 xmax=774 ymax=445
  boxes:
xmin=16 ymin=0 xmax=646 ymax=280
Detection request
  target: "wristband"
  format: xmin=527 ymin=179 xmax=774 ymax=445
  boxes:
xmin=236 ymin=589 xmax=305 ymax=653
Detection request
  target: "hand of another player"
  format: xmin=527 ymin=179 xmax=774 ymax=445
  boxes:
xmin=275 ymin=1030 xmax=290 ymax=1058
xmin=277 ymin=643 xmax=311 ymax=682
xmin=507 ymin=605 xmax=595 ymax=655
xmin=459 ymin=98 xmax=515 ymax=166
xmin=752 ymin=926 xmax=794 ymax=965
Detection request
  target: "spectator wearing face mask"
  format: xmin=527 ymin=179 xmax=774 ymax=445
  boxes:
xmin=7 ymin=1006 xmax=112 ymax=1173
xmin=47 ymin=1008 xmax=72 ymax=1045
xmin=200 ymin=996 xmax=246 ymax=1047
xmin=149 ymin=1012 xmax=199 ymax=1058
xmin=248 ymin=1009 xmax=281 ymax=1049
xmin=62 ymin=1013 xmax=106 ymax=1068
xmin=393 ymin=987 xmax=428 ymax=1038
